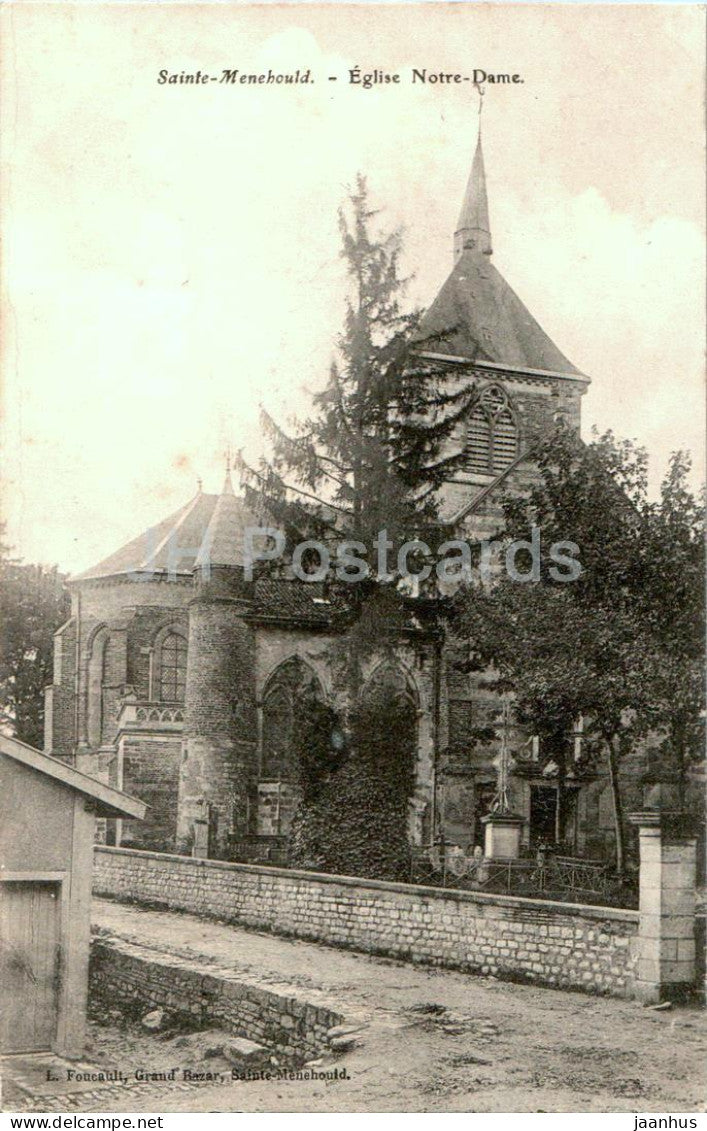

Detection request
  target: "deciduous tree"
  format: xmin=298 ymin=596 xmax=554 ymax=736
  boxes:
xmin=0 ymin=531 xmax=70 ymax=748
xmin=452 ymin=427 xmax=694 ymax=873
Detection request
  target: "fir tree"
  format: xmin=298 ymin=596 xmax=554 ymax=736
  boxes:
xmin=240 ymin=178 xmax=467 ymax=875
xmin=239 ymin=175 xmax=474 ymax=599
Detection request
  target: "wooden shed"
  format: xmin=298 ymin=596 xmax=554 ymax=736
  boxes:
xmin=0 ymin=735 xmax=145 ymax=1057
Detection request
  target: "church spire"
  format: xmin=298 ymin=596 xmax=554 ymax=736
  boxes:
xmin=454 ymin=131 xmax=493 ymax=262
xmin=222 ymin=445 xmax=235 ymax=496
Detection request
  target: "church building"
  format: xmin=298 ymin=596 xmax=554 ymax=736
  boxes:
xmin=44 ymin=134 xmax=630 ymax=864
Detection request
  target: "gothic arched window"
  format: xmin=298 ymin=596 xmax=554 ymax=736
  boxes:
xmin=261 ymin=684 xmax=295 ymax=781
xmin=359 ymin=664 xmax=418 ymax=770
xmin=158 ymin=631 xmax=187 ymax=703
xmin=260 ymin=657 xmax=323 ymax=782
xmin=464 ymin=385 xmax=518 ymax=475
xmin=362 ymin=663 xmax=418 ymax=716
xmin=258 ymin=658 xmax=325 ymax=840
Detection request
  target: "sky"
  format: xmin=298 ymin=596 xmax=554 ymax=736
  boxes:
xmin=1 ymin=2 xmax=704 ymax=575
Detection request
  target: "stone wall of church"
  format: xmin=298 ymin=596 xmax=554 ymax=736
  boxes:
xmin=46 ymin=575 xmax=194 ymax=758
xmin=436 ymin=366 xmax=585 ymax=539
xmin=119 ymin=734 xmax=183 ymax=851
xmin=44 ymin=617 xmax=77 ymax=758
xmin=44 ymin=575 xmax=195 ymax=848
xmin=124 ymin=607 xmax=189 ymax=700
xmin=510 ymin=373 xmax=582 ymax=442
xmin=178 ymin=591 xmax=258 ymax=856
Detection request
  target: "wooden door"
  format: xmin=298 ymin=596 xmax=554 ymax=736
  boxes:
xmin=0 ymin=881 xmax=60 ymax=1053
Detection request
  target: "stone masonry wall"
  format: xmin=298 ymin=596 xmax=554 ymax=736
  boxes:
xmin=120 ymin=735 xmax=183 ymax=851
xmin=70 ymin=576 xmax=194 ymax=752
xmin=45 ymin=618 xmax=77 ymax=758
xmin=90 ymin=937 xmax=342 ymax=1062
xmin=94 ymin=846 xmax=639 ymax=998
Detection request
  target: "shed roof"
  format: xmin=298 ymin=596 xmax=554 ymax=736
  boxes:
xmin=0 ymin=735 xmax=147 ymax=820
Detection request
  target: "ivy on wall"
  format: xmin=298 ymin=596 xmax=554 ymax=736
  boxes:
xmin=288 ymin=685 xmax=416 ymax=881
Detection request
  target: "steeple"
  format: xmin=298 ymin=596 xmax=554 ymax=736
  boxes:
xmin=418 ymin=122 xmax=583 ymax=376
xmin=454 ymin=132 xmax=492 ymax=262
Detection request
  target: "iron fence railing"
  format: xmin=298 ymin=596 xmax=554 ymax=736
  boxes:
xmin=225 ymin=837 xmax=638 ymax=908
xmin=228 ymin=836 xmax=289 ymax=867
xmin=408 ymin=846 xmax=638 ymax=908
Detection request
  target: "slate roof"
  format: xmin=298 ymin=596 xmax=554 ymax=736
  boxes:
xmin=72 ymin=491 xmax=217 ymax=581
xmin=418 ymin=249 xmax=582 ymax=377
xmin=194 ymin=473 xmax=253 ymax=570
xmin=252 ymin=578 xmax=336 ymax=623
xmin=418 ymin=134 xmax=583 ymax=378
xmin=454 ymin=135 xmax=492 ymax=258
xmin=73 ymin=478 xmax=255 ymax=582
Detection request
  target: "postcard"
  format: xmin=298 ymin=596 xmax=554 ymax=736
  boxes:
xmin=1 ymin=2 xmax=704 ymax=1119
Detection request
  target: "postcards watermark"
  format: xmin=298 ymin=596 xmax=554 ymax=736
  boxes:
xmin=244 ymin=527 xmax=580 ymax=584
xmin=129 ymin=526 xmax=581 ymax=585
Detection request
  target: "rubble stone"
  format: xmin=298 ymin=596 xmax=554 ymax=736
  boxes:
xmin=141 ymin=1008 xmax=166 ymax=1031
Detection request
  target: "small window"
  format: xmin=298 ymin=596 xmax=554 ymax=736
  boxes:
xmin=159 ymin=632 xmax=187 ymax=703
xmin=464 ymin=385 xmax=518 ymax=475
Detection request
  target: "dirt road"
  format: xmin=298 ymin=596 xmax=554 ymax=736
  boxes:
xmin=5 ymin=898 xmax=705 ymax=1114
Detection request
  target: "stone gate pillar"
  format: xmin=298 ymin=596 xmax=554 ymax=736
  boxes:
xmin=629 ymin=810 xmax=697 ymax=1004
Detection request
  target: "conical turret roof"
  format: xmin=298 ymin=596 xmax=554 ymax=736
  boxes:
xmin=72 ymin=475 xmax=254 ymax=582
xmin=194 ymin=469 xmax=252 ymax=570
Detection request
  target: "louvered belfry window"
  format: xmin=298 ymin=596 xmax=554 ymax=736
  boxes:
xmin=465 ymin=404 xmax=492 ymax=473
xmin=464 ymin=385 xmax=518 ymax=475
